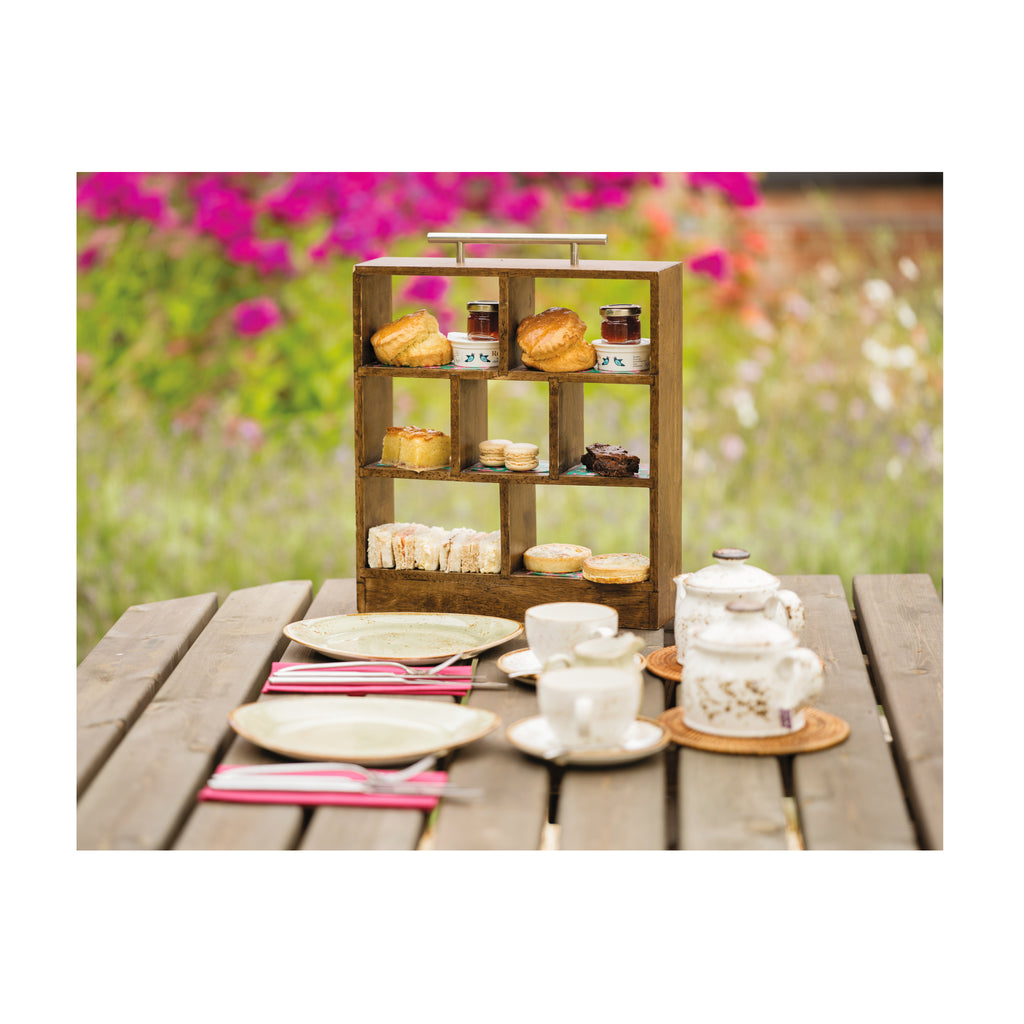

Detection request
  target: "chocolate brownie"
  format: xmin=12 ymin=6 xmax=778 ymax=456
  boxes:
xmin=581 ymin=443 xmax=640 ymax=477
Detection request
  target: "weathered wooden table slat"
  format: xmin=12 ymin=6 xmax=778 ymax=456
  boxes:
xmin=782 ymin=575 xmax=919 ymax=851
xmin=77 ymin=575 xmax=942 ymax=851
xmin=77 ymin=591 xmax=218 ymax=796
xmin=852 ymin=574 xmax=943 ymax=851
xmin=77 ymin=581 xmax=312 ymax=851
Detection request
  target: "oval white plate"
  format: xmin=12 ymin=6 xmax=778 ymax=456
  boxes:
xmin=496 ymin=647 xmax=647 ymax=684
xmin=506 ymin=715 xmax=669 ymax=766
xmin=284 ymin=612 xmax=523 ymax=665
xmin=229 ymin=696 xmax=500 ymax=766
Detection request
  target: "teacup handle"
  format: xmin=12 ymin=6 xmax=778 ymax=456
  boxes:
xmin=544 ymin=653 xmax=574 ymax=671
xmin=574 ymin=696 xmax=594 ymax=743
xmin=765 ymin=590 xmax=805 ymax=637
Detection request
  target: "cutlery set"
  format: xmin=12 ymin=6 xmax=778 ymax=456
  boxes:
xmin=206 ymin=755 xmax=482 ymax=800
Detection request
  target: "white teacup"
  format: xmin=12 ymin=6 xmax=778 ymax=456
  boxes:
xmin=537 ymin=666 xmax=640 ymax=750
xmin=525 ymin=602 xmax=618 ymax=668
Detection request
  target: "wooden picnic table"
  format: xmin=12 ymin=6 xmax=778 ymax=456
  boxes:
xmin=77 ymin=574 xmax=942 ymax=851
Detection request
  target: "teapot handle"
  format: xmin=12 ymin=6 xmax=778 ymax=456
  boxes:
xmin=774 ymin=648 xmax=824 ymax=710
xmin=765 ymin=590 xmax=805 ymax=637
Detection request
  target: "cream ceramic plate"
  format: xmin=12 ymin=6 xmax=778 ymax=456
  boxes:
xmin=506 ymin=715 xmax=669 ymax=766
xmin=284 ymin=612 xmax=523 ymax=665
xmin=496 ymin=647 xmax=648 ymax=685
xmin=229 ymin=696 xmax=500 ymax=766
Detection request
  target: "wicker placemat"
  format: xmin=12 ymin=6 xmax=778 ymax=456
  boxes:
xmin=645 ymin=645 xmax=682 ymax=682
xmin=657 ymin=706 xmax=849 ymax=755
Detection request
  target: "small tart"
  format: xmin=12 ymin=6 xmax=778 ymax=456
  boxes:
xmin=582 ymin=552 xmax=651 ymax=584
xmin=524 ymin=543 xmax=592 ymax=574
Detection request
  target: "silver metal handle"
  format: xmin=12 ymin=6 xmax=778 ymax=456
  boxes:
xmin=427 ymin=231 xmax=607 ymax=266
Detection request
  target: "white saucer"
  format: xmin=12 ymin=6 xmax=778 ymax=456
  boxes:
xmin=495 ymin=647 xmax=647 ymax=685
xmin=505 ymin=716 xmax=669 ymax=766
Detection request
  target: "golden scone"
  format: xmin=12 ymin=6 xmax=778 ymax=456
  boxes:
xmin=517 ymin=307 xmax=596 ymax=372
xmin=371 ymin=310 xmax=453 ymax=367
xmin=582 ymin=552 xmax=651 ymax=584
xmin=524 ymin=543 xmax=592 ymax=573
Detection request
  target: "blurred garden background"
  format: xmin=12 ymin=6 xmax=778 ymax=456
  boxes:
xmin=76 ymin=171 xmax=942 ymax=663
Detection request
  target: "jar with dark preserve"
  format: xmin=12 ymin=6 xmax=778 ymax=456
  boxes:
xmin=467 ymin=301 xmax=499 ymax=339
xmin=599 ymin=304 xmax=642 ymax=343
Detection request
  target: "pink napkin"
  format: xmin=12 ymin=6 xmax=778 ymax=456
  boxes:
xmin=198 ymin=765 xmax=449 ymax=809
xmin=262 ymin=661 xmax=473 ymax=696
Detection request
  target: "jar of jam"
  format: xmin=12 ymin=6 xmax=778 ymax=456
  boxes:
xmin=600 ymin=304 xmax=642 ymax=343
xmin=467 ymin=301 xmax=499 ymax=339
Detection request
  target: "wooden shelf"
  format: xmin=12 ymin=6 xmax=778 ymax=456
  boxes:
xmin=351 ymin=253 xmax=682 ymax=629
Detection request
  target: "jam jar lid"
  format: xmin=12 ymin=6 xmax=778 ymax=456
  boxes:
xmin=599 ymin=304 xmax=642 ymax=317
xmin=693 ymin=599 xmax=796 ymax=652
xmin=467 ymin=300 xmax=499 ymax=312
xmin=683 ymin=548 xmax=779 ymax=594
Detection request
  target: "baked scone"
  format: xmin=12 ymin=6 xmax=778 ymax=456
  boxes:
xmin=371 ymin=310 xmax=453 ymax=367
xmin=479 ymin=439 xmax=513 ymax=467
xmin=516 ymin=307 xmax=596 ymax=372
xmin=582 ymin=552 xmax=651 ymax=584
xmin=524 ymin=543 xmax=592 ymax=574
xmin=504 ymin=442 xmax=539 ymax=471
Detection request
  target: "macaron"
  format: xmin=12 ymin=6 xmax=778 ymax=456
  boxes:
xmin=504 ymin=442 xmax=539 ymax=471
xmin=479 ymin=439 xmax=513 ymax=467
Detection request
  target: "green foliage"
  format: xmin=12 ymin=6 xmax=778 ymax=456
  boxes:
xmin=77 ymin=183 xmax=942 ymax=663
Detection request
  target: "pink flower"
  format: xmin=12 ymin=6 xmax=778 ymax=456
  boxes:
xmin=401 ymin=276 xmax=449 ymax=304
xmin=227 ymin=237 xmax=293 ymax=276
xmin=78 ymin=246 xmax=101 ymax=271
xmin=686 ymin=172 xmax=761 ymax=208
xmin=688 ymin=248 xmax=731 ymax=281
xmin=232 ymin=296 xmax=282 ymax=337
xmin=194 ymin=185 xmax=255 ymax=244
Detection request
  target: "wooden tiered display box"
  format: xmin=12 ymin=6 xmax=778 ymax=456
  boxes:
xmin=353 ymin=253 xmax=682 ymax=629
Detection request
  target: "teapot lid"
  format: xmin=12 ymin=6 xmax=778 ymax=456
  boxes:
xmin=683 ymin=548 xmax=779 ymax=593
xmin=574 ymin=632 xmax=643 ymax=658
xmin=693 ymin=600 xmax=796 ymax=652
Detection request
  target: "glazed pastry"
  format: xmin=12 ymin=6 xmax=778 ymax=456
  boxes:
xmin=398 ymin=428 xmax=450 ymax=471
xmin=524 ymin=543 xmax=592 ymax=574
xmin=370 ymin=310 xmax=453 ymax=367
xmin=581 ymin=443 xmax=641 ymax=477
xmin=478 ymin=439 xmax=513 ymax=467
xmin=516 ymin=307 xmax=596 ymax=372
xmin=504 ymin=442 xmax=539 ymax=471
xmin=582 ymin=552 xmax=651 ymax=584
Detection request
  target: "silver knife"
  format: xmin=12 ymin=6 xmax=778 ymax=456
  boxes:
xmin=205 ymin=774 xmax=481 ymax=799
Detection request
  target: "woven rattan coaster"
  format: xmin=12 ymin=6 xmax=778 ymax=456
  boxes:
xmin=657 ymin=706 xmax=849 ymax=755
xmin=645 ymin=645 xmax=682 ymax=682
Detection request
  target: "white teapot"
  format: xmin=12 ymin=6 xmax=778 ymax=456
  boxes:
xmin=681 ymin=599 xmax=824 ymax=737
xmin=544 ymin=632 xmax=645 ymax=674
xmin=673 ymin=548 xmax=804 ymax=666
xmin=544 ymin=633 xmax=646 ymax=714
